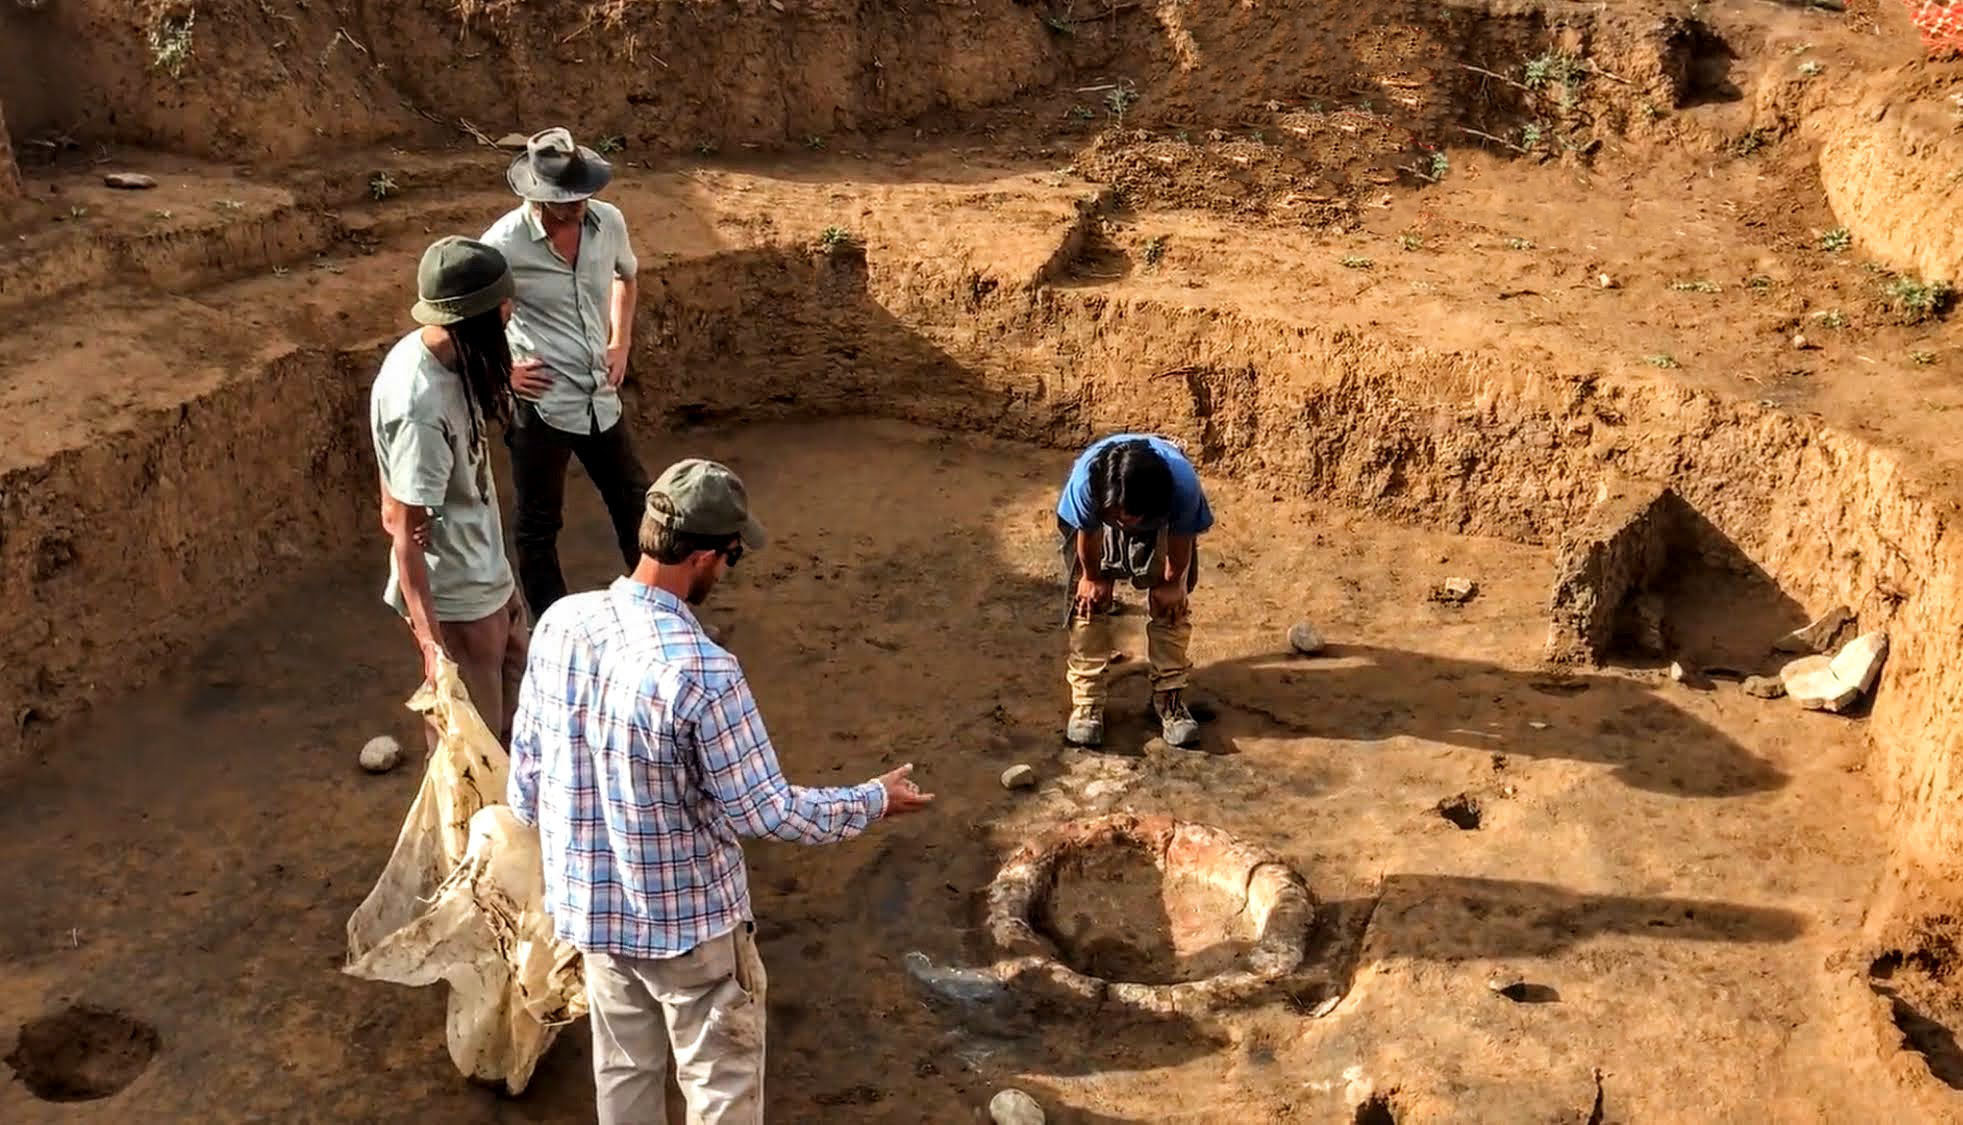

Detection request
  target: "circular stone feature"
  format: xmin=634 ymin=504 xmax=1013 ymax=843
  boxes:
xmin=986 ymin=814 xmax=1314 ymax=1014
xmin=5 ymin=1005 xmax=159 ymax=1102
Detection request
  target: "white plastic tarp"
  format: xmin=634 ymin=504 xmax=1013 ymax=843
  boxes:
xmin=343 ymin=657 xmax=585 ymax=1094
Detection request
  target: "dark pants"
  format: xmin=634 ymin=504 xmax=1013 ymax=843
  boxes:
xmin=507 ymin=403 xmax=650 ymax=616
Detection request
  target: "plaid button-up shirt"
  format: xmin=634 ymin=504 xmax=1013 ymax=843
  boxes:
xmin=508 ymin=577 xmax=887 ymax=958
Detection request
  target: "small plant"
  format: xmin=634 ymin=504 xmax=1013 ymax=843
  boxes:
xmin=1142 ymin=235 xmax=1167 ymax=267
xmin=1748 ymin=275 xmax=1774 ymax=291
xmin=1105 ymin=85 xmax=1139 ymax=119
xmin=1399 ymin=232 xmax=1424 ymax=251
xmin=1798 ymin=60 xmax=1824 ymax=78
xmin=1819 ymin=226 xmax=1852 ymax=252
xmin=694 ymin=141 xmax=719 ymax=157
xmin=818 ymin=225 xmax=854 ymax=252
xmin=1911 ymin=350 xmax=1938 ymax=366
xmin=1425 ymin=150 xmax=1450 ymax=182
xmin=1523 ymin=50 xmax=1584 ymax=92
xmin=1520 ymin=122 xmax=1544 ymax=149
xmin=368 ymin=171 xmax=399 ymax=201
xmin=1340 ymin=255 xmax=1375 ymax=270
xmin=1308 ymin=101 xmax=1325 ymax=114
xmin=67 ymin=205 xmax=88 ymax=220
xmin=595 ymin=135 xmax=626 ymax=155
xmin=273 ymin=265 xmax=290 ymax=277
xmin=149 ymin=209 xmax=174 ymax=222
xmin=1731 ymin=128 xmax=1773 ymax=157
xmin=804 ymin=134 xmax=825 ymax=151
xmin=1069 ymin=104 xmax=1095 ymax=123
xmin=1248 ymin=130 xmax=1265 ymax=143
xmin=1814 ymin=309 xmax=1849 ymax=329
xmin=1175 ymin=130 xmax=1190 ymax=142
xmin=1505 ymin=236 xmax=1535 ymax=250
xmin=1644 ymin=353 xmax=1679 ymax=369
xmin=147 ymin=9 xmax=196 ymax=79
xmin=1669 ymin=279 xmax=1720 ymax=293
xmin=215 ymin=198 xmax=245 ymax=212
xmin=1641 ymin=101 xmax=1665 ymax=121
xmin=1884 ymin=276 xmax=1956 ymax=323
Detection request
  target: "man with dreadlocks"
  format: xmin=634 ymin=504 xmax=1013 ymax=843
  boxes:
xmin=370 ymin=236 xmax=529 ymax=745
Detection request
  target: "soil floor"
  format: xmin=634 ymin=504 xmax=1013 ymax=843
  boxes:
xmin=0 ymin=419 xmax=1892 ymax=1122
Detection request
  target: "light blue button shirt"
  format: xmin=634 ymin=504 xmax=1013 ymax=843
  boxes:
xmin=481 ymin=200 xmax=639 ymax=435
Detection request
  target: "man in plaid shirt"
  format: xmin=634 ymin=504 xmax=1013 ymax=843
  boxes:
xmin=508 ymin=458 xmax=933 ymax=1124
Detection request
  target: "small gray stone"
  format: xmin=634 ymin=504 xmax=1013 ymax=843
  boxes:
xmin=989 ymin=1088 xmax=1046 ymax=1125
xmin=1741 ymin=675 xmax=1786 ymax=699
xmin=359 ymin=735 xmax=404 ymax=774
xmin=1828 ymin=630 xmax=1889 ymax=697
xmin=103 ymin=172 xmax=157 ymax=190
xmin=1287 ymin=622 xmax=1326 ymax=655
xmin=1782 ymin=654 xmax=1852 ymax=712
xmin=1000 ymin=764 xmax=1037 ymax=791
xmin=1431 ymin=577 xmax=1479 ymax=605
xmin=1774 ymin=606 xmax=1854 ymax=655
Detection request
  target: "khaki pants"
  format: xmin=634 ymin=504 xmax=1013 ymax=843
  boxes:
xmin=1068 ymin=603 xmax=1193 ymax=707
xmin=1062 ymin=524 xmax=1195 ymax=708
xmin=413 ymin=593 xmax=529 ymax=748
xmin=586 ymin=925 xmax=768 ymax=1125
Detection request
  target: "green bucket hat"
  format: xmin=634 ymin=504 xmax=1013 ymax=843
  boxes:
xmin=411 ymin=236 xmax=515 ymax=326
xmin=646 ymin=460 xmax=768 ymax=551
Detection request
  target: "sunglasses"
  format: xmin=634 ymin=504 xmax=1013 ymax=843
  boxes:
xmin=720 ymin=542 xmax=745 ymax=568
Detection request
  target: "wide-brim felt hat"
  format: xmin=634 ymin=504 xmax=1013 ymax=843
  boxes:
xmin=506 ymin=126 xmax=613 ymax=203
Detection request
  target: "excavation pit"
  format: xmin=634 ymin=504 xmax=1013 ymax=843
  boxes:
xmin=4 ymin=0 xmax=1963 ymax=1116
xmin=5 ymin=1006 xmax=158 ymax=1103
xmin=987 ymin=814 xmax=1315 ymax=1014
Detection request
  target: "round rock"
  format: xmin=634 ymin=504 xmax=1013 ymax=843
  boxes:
xmin=1287 ymin=622 xmax=1325 ymax=656
xmin=989 ymin=1088 xmax=1046 ymax=1125
xmin=359 ymin=735 xmax=404 ymax=774
xmin=1000 ymin=764 xmax=1037 ymax=791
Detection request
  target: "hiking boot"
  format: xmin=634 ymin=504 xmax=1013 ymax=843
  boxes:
xmin=1152 ymin=690 xmax=1200 ymax=747
xmin=1066 ymin=704 xmax=1105 ymax=747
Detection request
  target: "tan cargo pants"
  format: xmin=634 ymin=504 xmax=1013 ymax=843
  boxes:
xmin=586 ymin=923 xmax=768 ymax=1125
xmin=1061 ymin=522 xmax=1195 ymax=708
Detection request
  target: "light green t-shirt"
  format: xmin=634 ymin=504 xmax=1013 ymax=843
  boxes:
xmin=368 ymin=331 xmax=516 ymax=623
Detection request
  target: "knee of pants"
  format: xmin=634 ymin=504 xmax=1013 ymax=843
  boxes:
xmin=513 ymin=508 xmax=564 ymax=541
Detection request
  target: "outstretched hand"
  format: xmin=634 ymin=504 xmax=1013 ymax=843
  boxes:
xmin=876 ymin=763 xmax=935 ymax=816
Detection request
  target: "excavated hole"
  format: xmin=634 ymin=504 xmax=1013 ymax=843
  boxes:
xmin=5 ymin=1005 xmax=159 ymax=1102
xmin=1437 ymin=793 xmax=1482 ymax=831
xmin=988 ymin=815 xmax=1316 ymax=1012
xmin=1354 ymin=1092 xmax=1399 ymax=1124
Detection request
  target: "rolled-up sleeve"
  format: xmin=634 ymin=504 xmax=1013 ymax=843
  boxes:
xmin=610 ymin=208 xmax=639 ymax=278
xmin=691 ymin=675 xmax=884 ymax=842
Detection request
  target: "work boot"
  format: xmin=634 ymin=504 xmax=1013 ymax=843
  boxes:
xmin=1152 ymin=690 xmax=1199 ymax=748
xmin=1066 ymin=703 xmax=1105 ymax=747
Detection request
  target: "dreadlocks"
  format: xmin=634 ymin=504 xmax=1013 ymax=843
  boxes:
xmin=442 ymin=306 xmax=513 ymax=453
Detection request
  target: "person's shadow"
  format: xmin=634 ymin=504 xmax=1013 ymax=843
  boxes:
xmin=1180 ymin=643 xmax=1787 ymax=798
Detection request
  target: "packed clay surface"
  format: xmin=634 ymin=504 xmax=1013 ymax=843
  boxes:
xmin=2 ymin=0 xmax=1962 ymax=1121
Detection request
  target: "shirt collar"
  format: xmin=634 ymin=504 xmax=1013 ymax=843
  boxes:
xmin=523 ymin=202 xmax=601 ymax=241
xmin=610 ymin=576 xmax=702 ymax=629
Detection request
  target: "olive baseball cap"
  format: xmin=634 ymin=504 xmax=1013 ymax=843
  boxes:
xmin=410 ymin=236 xmax=516 ymax=326
xmin=646 ymin=459 xmax=767 ymax=551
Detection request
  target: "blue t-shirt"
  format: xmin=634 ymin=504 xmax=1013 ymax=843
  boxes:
xmin=1056 ymin=434 xmax=1214 ymax=535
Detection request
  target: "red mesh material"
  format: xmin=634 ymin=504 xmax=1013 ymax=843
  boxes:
xmin=1908 ymin=1 xmax=1963 ymax=56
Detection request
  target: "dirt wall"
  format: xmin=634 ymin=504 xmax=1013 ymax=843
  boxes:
xmin=1818 ymin=70 xmax=1963 ymax=285
xmin=0 ymin=98 xmax=20 ymax=200
xmin=0 ymin=0 xmax=1082 ymax=162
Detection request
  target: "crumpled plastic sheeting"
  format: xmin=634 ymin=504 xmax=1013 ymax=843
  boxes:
xmin=343 ymin=656 xmax=586 ymax=1094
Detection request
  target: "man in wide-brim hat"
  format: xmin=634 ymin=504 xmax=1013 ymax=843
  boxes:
xmin=482 ymin=127 xmax=651 ymax=618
